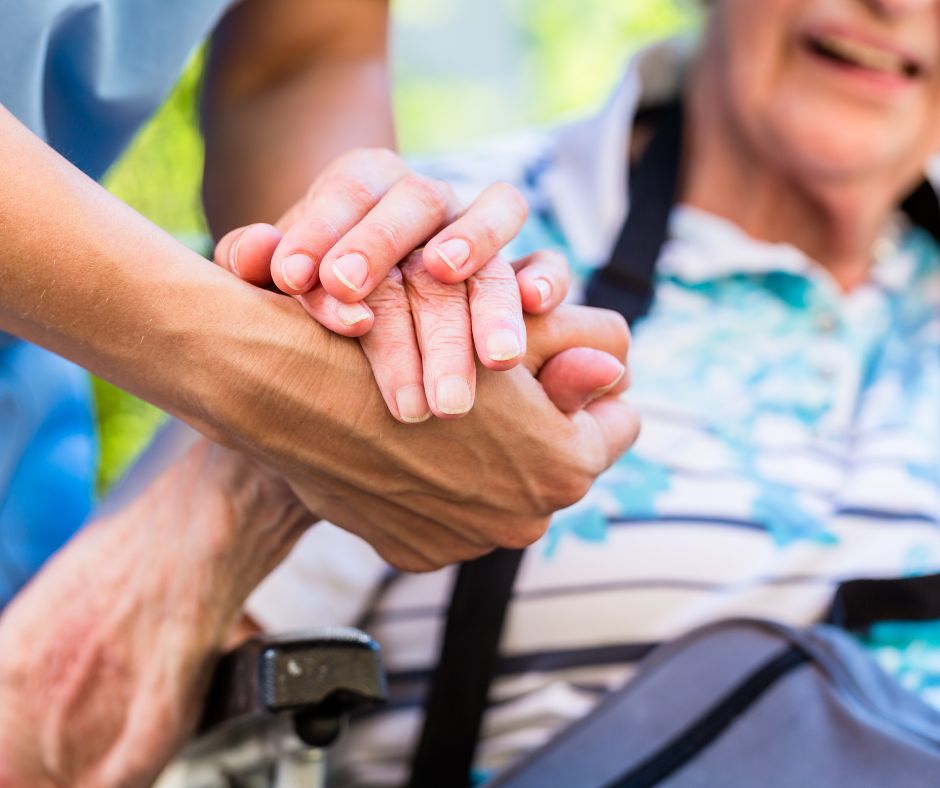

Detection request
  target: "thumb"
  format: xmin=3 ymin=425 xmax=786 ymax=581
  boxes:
xmin=524 ymin=304 xmax=629 ymax=373
xmin=539 ymin=347 xmax=629 ymax=413
xmin=212 ymin=223 xmax=282 ymax=287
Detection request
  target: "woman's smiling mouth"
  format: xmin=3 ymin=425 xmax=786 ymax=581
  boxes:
xmin=799 ymin=25 xmax=927 ymax=94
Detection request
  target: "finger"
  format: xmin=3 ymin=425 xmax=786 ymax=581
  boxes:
xmin=358 ymin=267 xmax=431 ymax=424
xmin=422 ymin=181 xmax=529 ymax=283
xmin=575 ymin=394 xmax=642 ymax=469
xmin=538 ymin=348 xmax=628 ymax=414
xmin=401 ymin=252 xmax=476 ymax=419
xmin=272 ymin=148 xmax=411 ymax=295
xmin=319 ymin=175 xmax=456 ymax=303
xmin=213 ymin=223 xmax=282 ymax=286
xmin=467 ymin=256 xmax=526 ymax=371
xmin=513 ymin=249 xmax=572 ymax=314
xmin=294 ymin=288 xmax=374 ymax=338
xmin=524 ymin=304 xmax=631 ymax=374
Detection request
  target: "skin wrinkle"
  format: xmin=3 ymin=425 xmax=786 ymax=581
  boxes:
xmin=2 ymin=442 xmax=312 ymax=785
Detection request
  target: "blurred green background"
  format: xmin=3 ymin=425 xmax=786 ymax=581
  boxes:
xmin=96 ymin=0 xmax=697 ymax=492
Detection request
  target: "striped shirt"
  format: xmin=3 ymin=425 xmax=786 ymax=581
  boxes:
xmin=247 ymin=40 xmax=940 ymax=786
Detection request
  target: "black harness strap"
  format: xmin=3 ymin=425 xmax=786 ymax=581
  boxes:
xmin=408 ymin=102 xmax=685 ymax=788
xmin=407 ymin=547 xmax=525 ymax=788
xmin=584 ymin=101 xmax=684 ymax=319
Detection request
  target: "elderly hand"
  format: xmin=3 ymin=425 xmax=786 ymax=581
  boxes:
xmin=213 ymin=148 xmax=570 ymax=421
xmin=218 ymin=285 xmax=638 ymax=572
xmin=0 ymin=441 xmax=308 ymax=788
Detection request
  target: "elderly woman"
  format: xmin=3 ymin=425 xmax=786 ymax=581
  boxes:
xmin=223 ymin=0 xmax=940 ymax=784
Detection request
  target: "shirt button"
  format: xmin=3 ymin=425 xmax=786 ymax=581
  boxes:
xmin=817 ymin=362 xmax=837 ymax=381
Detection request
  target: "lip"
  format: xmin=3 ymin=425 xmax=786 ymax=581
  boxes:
xmin=798 ymin=22 xmax=929 ymax=95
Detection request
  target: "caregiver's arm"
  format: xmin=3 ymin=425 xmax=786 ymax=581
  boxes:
xmin=0 ymin=104 xmax=638 ymax=570
xmin=0 ymin=103 xmax=261 ymax=436
xmin=202 ymin=0 xmax=394 ymax=233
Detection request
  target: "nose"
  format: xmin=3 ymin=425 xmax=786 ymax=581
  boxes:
xmin=864 ymin=0 xmax=940 ymax=16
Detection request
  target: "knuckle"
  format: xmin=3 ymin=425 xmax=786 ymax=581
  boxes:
xmin=591 ymin=306 xmax=629 ymax=345
xmin=368 ymin=220 xmax=406 ymax=258
xmin=536 ymin=249 xmax=570 ymax=275
xmin=472 ymin=217 xmax=504 ymax=251
xmin=546 ymin=473 xmax=593 ymax=510
xmin=423 ymin=328 xmax=471 ymax=359
xmin=405 ymin=261 xmax=469 ymax=304
xmin=365 ymin=147 xmax=404 ymax=172
xmin=324 ymin=171 xmax=379 ymax=212
xmin=496 ymin=517 xmax=549 ymax=550
xmin=365 ymin=274 xmax=408 ymax=312
xmin=471 ymin=288 xmax=521 ymax=320
xmin=401 ymin=250 xmax=432 ymax=281
xmin=415 ymin=284 xmax=470 ymax=315
xmin=491 ymin=181 xmax=529 ymax=220
xmin=289 ymin=216 xmax=341 ymax=250
xmin=433 ymin=178 xmax=458 ymax=208
xmin=472 ymin=258 xmax=517 ymax=288
xmin=400 ymin=174 xmax=449 ymax=220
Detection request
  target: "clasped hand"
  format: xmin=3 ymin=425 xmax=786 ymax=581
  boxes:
xmin=209 ymin=147 xmax=640 ymax=572
xmin=213 ymin=147 xmax=625 ymax=421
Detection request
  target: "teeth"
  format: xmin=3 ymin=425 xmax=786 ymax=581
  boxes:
xmin=815 ymin=34 xmax=908 ymax=75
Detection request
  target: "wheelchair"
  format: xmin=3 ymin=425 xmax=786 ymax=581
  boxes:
xmin=159 ymin=627 xmax=386 ymax=788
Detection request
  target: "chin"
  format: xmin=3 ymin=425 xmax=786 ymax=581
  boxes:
xmin=761 ymin=96 xmax=921 ymax=185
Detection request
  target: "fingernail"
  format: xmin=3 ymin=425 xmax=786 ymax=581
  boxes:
xmin=589 ymin=363 xmax=627 ymax=402
xmin=435 ymin=238 xmax=471 ymax=272
xmin=230 ymin=233 xmax=243 ymax=276
xmin=436 ymin=375 xmax=473 ymax=415
xmin=534 ymin=277 xmax=552 ymax=306
xmin=335 ymin=301 xmax=371 ymax=327
xmin=332 ymin=253 xmax=369 ymax=292
xmin=486 ymin=329 xmax=522 ymax=362
xmin=395 ymin=384 xmax=431 ymax=423
xmin=282 ymin=253 xmax=316 ymax=291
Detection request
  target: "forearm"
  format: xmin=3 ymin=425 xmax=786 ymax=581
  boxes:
xmin=0 ymin=442 xmax=308 ymax=787
xmin=201 ymin=0 xmax=394 ymax=236
xmin=0 ymin=104 xmax=309 ymax=437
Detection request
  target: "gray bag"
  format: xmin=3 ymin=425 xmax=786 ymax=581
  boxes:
xmin=493 ymin=616 xmax=940 ymax=788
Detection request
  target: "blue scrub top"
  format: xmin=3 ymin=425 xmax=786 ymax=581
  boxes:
xmin=0 ymin=0 xmax=234 ymax=603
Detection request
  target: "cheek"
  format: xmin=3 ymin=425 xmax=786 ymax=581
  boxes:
xmin=709 ymin=1 xmax=801 ymax=145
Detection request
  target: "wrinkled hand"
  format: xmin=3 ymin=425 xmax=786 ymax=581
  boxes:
xmin=213 ymin=148 xmax=571 ymax=421
xmin=212 ymin=285 xmax=639 ymax=573
xmin=0 ymin=442 xmax=307 ymax=788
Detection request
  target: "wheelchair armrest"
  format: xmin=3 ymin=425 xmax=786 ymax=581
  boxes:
xmin=194 ymin=627 xmax=386 ymax=753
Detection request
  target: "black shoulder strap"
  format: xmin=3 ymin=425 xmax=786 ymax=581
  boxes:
xmin=584 ymin=101 xmax=684 ymax=320
xmin=407 ymin=547 xmax=525 ymax=788
xmin=827 ymin=573 xmax=940 ymax=632
xmin=901 ymin=177 xmax=940 ymax=245
xmin=408 ymin=102 xmax=686 ymax=788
